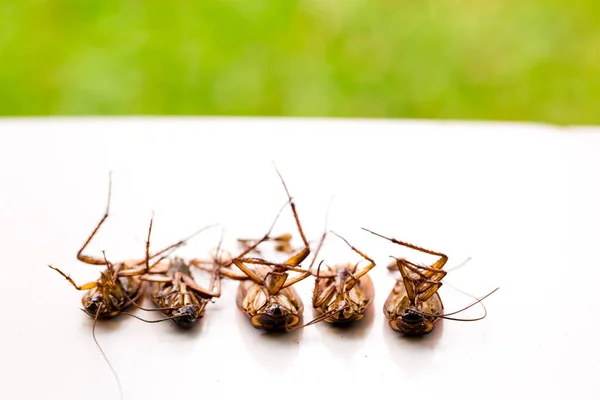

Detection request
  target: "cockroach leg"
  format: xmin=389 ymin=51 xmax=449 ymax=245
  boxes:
xmin=47 ymin=265 xmax=98 ymax=290
xmin=76 ymin=172 xmax=114 ymax=266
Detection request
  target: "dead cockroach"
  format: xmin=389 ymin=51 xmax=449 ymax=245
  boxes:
xmin=362 ymin=227 xmax=499 ymax=335
xmin=305 ymin=230 xmax=376 ymax=326
xmin=227 ymin=166 xmax=312 ymax=332
xmin=47 ymin=174 xmax=190 ymax=398
xmin=48 ymin=174 xmax=187 ymax=318
xmin=135 ymin=217 xmax=223 ymax=328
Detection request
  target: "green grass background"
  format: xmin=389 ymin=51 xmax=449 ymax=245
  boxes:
xmin=1 ymin=1 xmax=598 ymax=124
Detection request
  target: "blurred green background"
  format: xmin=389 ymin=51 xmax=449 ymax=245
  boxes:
xmin=1 ymin=1 xmax=598 ymax=124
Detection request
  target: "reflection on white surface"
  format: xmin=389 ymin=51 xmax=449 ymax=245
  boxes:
xmin=0 ymin=118 xmax=598 ymax=400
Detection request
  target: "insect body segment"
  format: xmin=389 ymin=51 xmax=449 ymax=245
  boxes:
xmin=309 ymin=231 xmax=376 ymax=325
xmin=383 ymin=276 xmax=444 ymax=335
xmin=362 ymin=227 xmax=498 ymax=335
xmin=134 ymin=213 xmax=225 ymax=328
xmin=49 ymin=259 xmax=145 ymax=319
xmin=142 ymin=257 xmax=221 ymax=328
xmin=232 ymin=166 xmax=312 ymax=332
xmin=362 ymin=227 xmax=449 ymax=335
xmin=48 ymin=174 xmax=149 ymax=319
xmin=236 ymin=264 xmax=305 ymax=331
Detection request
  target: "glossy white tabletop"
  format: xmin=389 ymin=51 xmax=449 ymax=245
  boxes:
xmin=0 ymin=117 xmax=598 ymax=400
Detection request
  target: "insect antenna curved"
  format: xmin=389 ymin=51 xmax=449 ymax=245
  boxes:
xmin=414 ymin=287 xmax=499 ymax=322
xmin=120 ymin=312 xmax=189 ymax=324
xmin=91 ymin=308 xmax=123 ymax=400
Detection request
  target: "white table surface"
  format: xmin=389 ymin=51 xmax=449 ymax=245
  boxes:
xmin=0 ymin=117 xmax=598 ymax=400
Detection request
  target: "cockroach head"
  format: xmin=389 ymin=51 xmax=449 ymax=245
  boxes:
xmin=401 ymin=309 xmax=425 ymax=325
xmin=173 ymin=305 xmax=201 ymax=328
xmin=251 ymin=302 xmax=300 ymax=332
xmin=83 ymin=292 xmax=106 ymax=317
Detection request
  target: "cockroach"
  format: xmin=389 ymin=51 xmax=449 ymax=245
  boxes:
xmin=305 ymin=230 xmax=376 ymax=326
xmin=362 ymin=227 xmax=499 ymax=335
xmin=47 ymin=174 xmax=190 ymax=399
xmin=227 ymin=166 xmax=312 ymax=332
xmin=48 ymin=175 xmax=194 ymax=320
xmin=136 ymin=217 xmax=223 ymax=328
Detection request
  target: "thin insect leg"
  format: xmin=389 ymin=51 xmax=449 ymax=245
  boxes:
xmin=237 ymin=238 xmax=264 ymax=257
xmin=313 ymin=283 xmax=335 ymax=308
xmin=273 ymin=163 xmax=309 ymax=246
xmin=362 ymin=228 xmax=449 ymax=270
xmin=181 ymin=274 xmax=221 ymax=299
xmin=393 ymin=258 xmax=442 ymax=304
xmin=140 ymin=274 xmax=172 ymax=283
xmin=121 ymin=289 xmax=179 ymax=312
xmin=145 ymin=212 xmax=154 ymax=274
xmin=398 ymin=258 xmax=447 ymax=300
xmin=281 ymin=270 xmax=312 ymax=288
xmin=234 ymin=257 xmax=309 ymax=274
xmin=48 ymin=265 xmax=98 ymax=290
xmin=213 ymin=199 xmax=292 ymax=277
xmin=362 ymin=227 xmax=448 ymax=257
xmin=206 ymin=237 xmax=223 ymax=297
xmin=314 ymin=260 xmax=335 ymax=278
xmin=307 ymin=231 xmax=328 ymax=275
xmin=312 ymin=260 xmax=326 ymax=305
xmin=232 ymin=257 xmax=312 ymax=287
xmin=394 ymin=258 xmax=417 ymax=305
xmin=77 ymin=172 xmax=113 ymax=266
xmin=330 ymin=231 xmax=375 ymax=281
xmin=101 ymin=250 xmax=116 ymax=278
xmin=231 ymin=259 xmax=264 ymax=284
xmin=389 ymin=257 xmax=447 ymax=296
xmin=128 ymin=222 xmax=221 ymax=270
xmin=121 ymin=260 xmax=170 ymax=277
xmin=226 ymin=196 xmax=303 ymax=283
xmin=399 ymin=258 xmax=447 ymax=283
xmin=126 ymin=219 xmax=219 ymax=277
xmin=273 ymin=163 xmax=311 ymax=266
xmin=190 ymin=262 xmax=249 ymax=280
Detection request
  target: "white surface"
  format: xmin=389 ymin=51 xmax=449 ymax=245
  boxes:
xmin=0 ymin=117 xmax=599 ymax=400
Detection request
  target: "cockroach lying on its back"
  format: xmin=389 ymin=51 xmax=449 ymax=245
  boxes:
xmin=303 ymin=230 xmax=376 ymax=327
xmin=206 ymin=165 xmax=312 ymax=332
xmin=362 ymin=228 xmax=499 ymax=335
xmin=136 ymin=217 xmax=225 ymax=328
xmin=47 ymin=173 xmax=191 ymax=399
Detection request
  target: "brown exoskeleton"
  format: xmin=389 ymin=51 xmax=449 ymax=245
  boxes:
xmin=306 ymin=231 xmax=376 ymax=326
xmin=217 ymin=166 xmax=312 ymax=332
xmin=362 ymin=228 xmax=499 ymax=335
xmin=47 ymin=174 xmax=190 ymax=399
xmin=48 ymin=174 xmax=189 ymax=320
xmin=137 ymin=217 xmax=223 ymax=328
